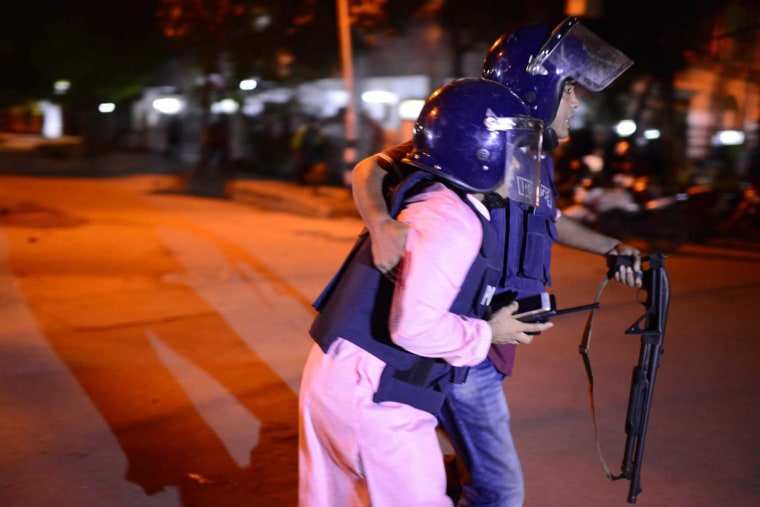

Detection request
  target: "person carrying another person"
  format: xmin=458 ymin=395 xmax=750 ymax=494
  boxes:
xmin=351 ymin=17 xmax=643 ymax=506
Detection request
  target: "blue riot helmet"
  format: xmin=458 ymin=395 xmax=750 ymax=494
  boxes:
xmin=483 ymin=17 xmax=633 ymax=125
xmin=403 ymin=78 xmax=544 ymax=206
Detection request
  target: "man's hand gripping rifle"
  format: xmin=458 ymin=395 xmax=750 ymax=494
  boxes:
xmin=580 ymin=254 xmax=670 ymax=504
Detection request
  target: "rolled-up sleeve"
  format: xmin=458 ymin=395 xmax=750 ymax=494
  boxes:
xmin=389 ymin=184 xmax=492 ymax=367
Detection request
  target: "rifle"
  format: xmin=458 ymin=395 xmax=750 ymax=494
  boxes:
xmin=617 ymin=254 xmax=670 ymax=503
xmin=579 ymin=254 xmax=670 ymax=504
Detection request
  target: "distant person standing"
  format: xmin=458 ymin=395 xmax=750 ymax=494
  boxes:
xmin=291 ymin=116 xmax=326 ymax=185
xmin=165 ymin=115 xmax=183 ymax=161
xmin=206 ymin=115 xmax=230 ymax=175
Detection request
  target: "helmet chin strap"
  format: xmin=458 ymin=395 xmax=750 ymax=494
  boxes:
xmin=543 ymin=127 xmax=559 ymax=151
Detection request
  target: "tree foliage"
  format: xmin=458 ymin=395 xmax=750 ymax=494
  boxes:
xmin=156 ymin=0 xmax=429 ymax=84
xmin=437 ymin=0 xmax=564 ymax=77
xmin=0 ymin=0 xmax=170 ymax=108
xmin=153 ymin=0 xmax=429 ymax=171
xmin=591 ymin=0 xmax=733 ymax=181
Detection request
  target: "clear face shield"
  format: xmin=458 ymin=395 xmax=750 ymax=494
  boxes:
xmin=484 ymin=114 xmax=544 ymax=207
xmin=526 ymin=17 xmax=633 ymax=92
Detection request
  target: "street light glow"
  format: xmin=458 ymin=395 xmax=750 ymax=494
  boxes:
xmin=98 ymin=103 xmax=116 ymax=113
xmin=362 ymin=90 xmax=398 ymax=104
xmin=643 ymin=129 xmax=661 ymax=140
xmin=712 ymin=129 xmax=745 ymax=146
xmin=614 ymin=119 xmax=637 ymax=137
xmin=240 ymin=79 xmax=258 ymax=91
xmin=399 ymin=99 xmax=425 ymax=121
xmin=152 ymin=97 xmax=184 ymax=114
xmin=211 ymin=98 xmax=239 ymax=114
xmin=54 ymin=80 xmax=71 ymax=94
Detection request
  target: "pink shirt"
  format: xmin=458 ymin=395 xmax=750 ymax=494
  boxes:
xmin=389 ymin=183 xmax=493 ymax=367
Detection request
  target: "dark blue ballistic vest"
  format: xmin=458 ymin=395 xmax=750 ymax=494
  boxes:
xmin=496 ymin=154 xmax=558 ymax=298
xmin=486 ymin=155 xmax=558 ymax=375
xmin=309 ymin=171 xmax=503 ymax=414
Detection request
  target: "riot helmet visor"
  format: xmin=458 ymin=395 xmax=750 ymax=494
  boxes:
xmin=527 ymin=17 xmax=633 ymax=92
xmin=485 ymin=115 xmax=543 ymax=207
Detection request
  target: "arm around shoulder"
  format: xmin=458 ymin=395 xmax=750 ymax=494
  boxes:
xmin=352 ymin=154 xmax=392 ymax=229
xmin=351 ymin=153 xmax=409 ymax=274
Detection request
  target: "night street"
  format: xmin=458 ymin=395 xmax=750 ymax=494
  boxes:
xmin=1 ymin=170 xmax=759 ymax=507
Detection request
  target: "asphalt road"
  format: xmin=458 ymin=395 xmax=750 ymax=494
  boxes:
xmin=1 ymin=171 xmax=758 ymax=507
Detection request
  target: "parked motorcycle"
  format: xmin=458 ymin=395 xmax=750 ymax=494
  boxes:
xmin=562 ymin=174 xmax=689 ymax=252
xmin=675 ymin=181 xmax=760 ymax=244
xmin=721 ymin=184 xmax=760 ymax=241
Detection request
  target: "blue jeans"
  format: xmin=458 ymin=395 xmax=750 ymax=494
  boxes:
xmin=438 ymin=357 xmax=525 ymax=507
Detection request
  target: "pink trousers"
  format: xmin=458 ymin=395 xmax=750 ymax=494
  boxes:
xmin=298 ymin=340 xmax=453 ymax=507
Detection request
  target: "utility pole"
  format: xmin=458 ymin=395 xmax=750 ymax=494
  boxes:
xmin=337 ymin=0 xmax=357 ymax=186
